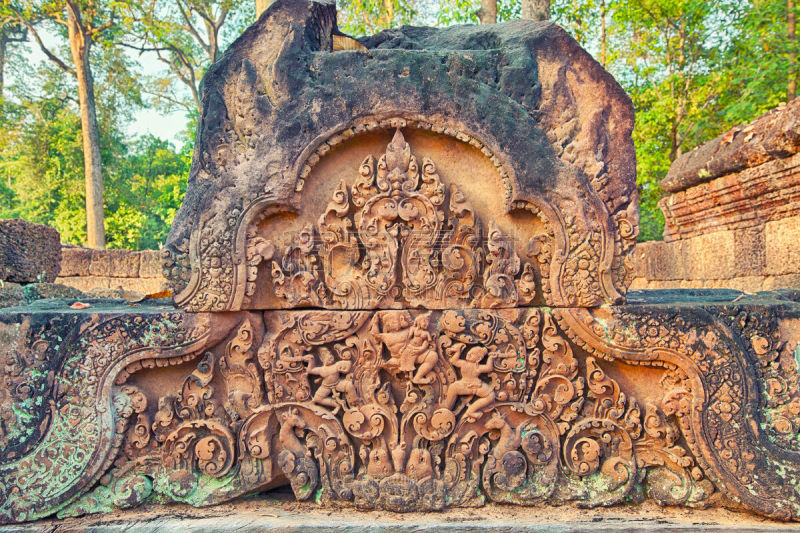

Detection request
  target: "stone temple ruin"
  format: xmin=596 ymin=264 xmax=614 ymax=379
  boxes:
xmin=3 ymin=0 xmax=800 ymax=525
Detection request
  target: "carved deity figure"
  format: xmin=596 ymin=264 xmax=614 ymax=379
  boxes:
xmin=372 ymin=312 xmax=438 ymax=384
xmin=305 ymin=348 xmax=354 ymax=413
xmin=443 ymin=346 xmax=497 ymax=421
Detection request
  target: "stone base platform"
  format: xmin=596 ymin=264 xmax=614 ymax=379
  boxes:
xmin=2 ymin=492 xmax=795 ymax=533
xmin=3 ymin=291 xmax=800 ymax=524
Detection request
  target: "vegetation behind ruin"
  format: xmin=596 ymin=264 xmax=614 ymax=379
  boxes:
xmin=0 ymin=0 xmax=797 ymax=248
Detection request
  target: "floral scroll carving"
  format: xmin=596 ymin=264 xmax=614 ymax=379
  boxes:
xmin=251 ymin=130 xmax=537 ymax=310
xmin=64 ymin=308 xmax=714 ymax=517
xmin=6 ymin=298 xmax=800 ymax=523
xmin=0 ymin=311 xmax=214 ymax=524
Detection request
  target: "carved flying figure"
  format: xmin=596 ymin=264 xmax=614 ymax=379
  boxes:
xmin=304 ymin=348 xmax=356 ymax=413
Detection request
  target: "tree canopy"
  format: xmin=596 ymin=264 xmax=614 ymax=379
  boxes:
xmin=0 ymin=0 xmax=796 ymax=247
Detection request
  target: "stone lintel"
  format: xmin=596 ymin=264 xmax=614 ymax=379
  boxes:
xmin=3 ymin=291 xmax=800 ymax=523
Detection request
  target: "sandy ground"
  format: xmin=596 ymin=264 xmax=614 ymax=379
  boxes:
xmin=3 ymin=487 xmax=799 ymax=532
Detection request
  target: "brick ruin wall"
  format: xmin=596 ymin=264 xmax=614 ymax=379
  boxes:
xmin=631 ymin=98 xmax=800 ymax=293
xmin=631 ymin=151 xmax=800 ymax=292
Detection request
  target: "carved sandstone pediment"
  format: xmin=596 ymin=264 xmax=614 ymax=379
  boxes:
xmin=10 ymin=1 xmax=800 ymax=527
xmin=161 ymin=0 xmax=639 ymax=312
xmin=252 ymin=130 xmax=536 ymax=310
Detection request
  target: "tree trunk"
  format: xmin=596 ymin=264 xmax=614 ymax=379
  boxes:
xmin=67 ymin=3 xmax=105 ymax=249
xmin=380 ymin=0 xmax=395 ymax=28
xmin=790 ymin=0 xmax=797 ymax=100
xmin=600 ymin=0 xmax=607 ymax=67
xmin=0 ymin=29 xmax=6 ymax=100
xmin=477 ymin=0 xmax=497 ymax=24
xmin=521 ymin=0 xmax=550 ymax=21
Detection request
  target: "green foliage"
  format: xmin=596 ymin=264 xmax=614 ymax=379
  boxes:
xmin=0 ymin=62 xmax=188 ymax=249
xmin=104 ymin=135 xmax=190 ymax=249
xmin=119 ymin=0 xmax=255 ymax=113
xmin=1 ymin=0 xmax=797 ymax=249
xmin=0 ymin=66 xmax=87 ymax=243
xmin=549 ymin=0 xmax=799 ymax=240
xmin=337 ymin=0 xmax=418 ymax=35
xmin=435 ymin=0 xmax=519 ymax=25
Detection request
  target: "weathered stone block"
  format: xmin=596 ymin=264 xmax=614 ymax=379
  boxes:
xmin=663 ymin=97 xmax=800 ymax=192
xmin=766 ymin=216 xmax=800 ymax=276
xmin=682 ymin=231 xmax=736 ymax=280
xmin=661 ymin=153 xmax=800 ymax=242
xmin=138 ymin=250 xmax=162 ymax=278
xmin=21 ymin=282 xmax=84 ymax=303
xmin=162 ymin=0 xmax=638 ymax=311
xmin=0 ymin=218 xmax=61 ymax=283
xmin=636 ymin=240 xmax=685 ymax=281
xmin=89 ymin=249 xmax=140 ymax=278
xmin=0 ymin=281 xmax=24 ymax=308
xmin=60 ymin=246 xmax=93 ymax=277
xmin=734 ymin=226 xmax=766 ymax=276
xmin=56 ymin=275 xmax=166 ymax=295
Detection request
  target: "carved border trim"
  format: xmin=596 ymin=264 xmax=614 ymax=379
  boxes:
xmin=554 ymin=307 xmax=799 ymax=520
xmin=0 ymin=313 xmax=217 ymax=524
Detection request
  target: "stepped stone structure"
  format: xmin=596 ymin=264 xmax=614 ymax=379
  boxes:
xmin=3 ymin=0 xmax=800 ymax=526
xmin=632 ymin=98 xmax=800 ymax=291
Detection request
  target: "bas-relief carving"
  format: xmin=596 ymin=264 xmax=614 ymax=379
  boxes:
xmin=4 ymin=1 xmax=800 ymax=524
xmin=0 ymin=310 xmax=220 ymax=524
xmin=161 ymin=0 xmax=639 ymax=313
xmin=5 ymin=298 xmax=800 ymax=522
xmin=171 ymin=120 xmax=635 ymax=312
xmin=53 ymin=308 xmax=707 ymax=516
xmin=7 ymin=299 xmax=789 ymax=522
xmin=248 ymin=130 xmax=536 ymax=310
xmin=3 ymin=118 xmax=800 ymax=527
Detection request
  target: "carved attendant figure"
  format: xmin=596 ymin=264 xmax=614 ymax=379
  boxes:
xmin=305 ymin=348 xmax=353 ymax=413
xmin=443 ymin=346 xmax=497 ymax=421
xmin=372 ymin=312 xmax=415 ymax=371
xmin=406 ymin=314 xmax=439 ymax=385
